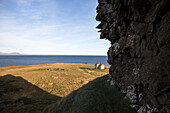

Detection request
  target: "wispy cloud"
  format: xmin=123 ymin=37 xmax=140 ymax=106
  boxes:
xmin=0 ymin=0 xmax=109 ymax=55
xmin=16 ymin=0 xmax=31 ymax=6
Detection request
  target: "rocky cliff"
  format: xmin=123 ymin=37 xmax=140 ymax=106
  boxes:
xmin=96 ymin=0 xmax=170 ymax=112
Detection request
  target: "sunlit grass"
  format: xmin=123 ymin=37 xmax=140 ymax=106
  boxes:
xmin=0 ymin=63 xmax=109 ymax=97
xmin=43 ymin=75 xmax=136 ymax=113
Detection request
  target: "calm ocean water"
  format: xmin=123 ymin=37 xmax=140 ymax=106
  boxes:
xmin=0 ymin=55 xmax=109 ymax=67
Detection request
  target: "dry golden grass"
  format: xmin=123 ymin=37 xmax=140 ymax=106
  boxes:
xmin=0 ymin=63 xmax=109 ymax=97
xmin=42 ymin=75 xmax=136 ymax=113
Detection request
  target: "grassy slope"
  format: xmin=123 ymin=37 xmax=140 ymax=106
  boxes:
xmin=0 ymin=63 xmax=135 ymax=113
xmin=43 ymin=75 xmax=136 ymax=113
xmin=0 ymin=75 xmax=61 ymax=113
xmin=0 ymin=63 xmax=109 ymax=97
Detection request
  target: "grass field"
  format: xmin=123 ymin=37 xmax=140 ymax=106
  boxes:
xmin=43 ymin=75 xmax=136 ymax=113
xmin=0 ymin=63 xmax=135 ymax=113
xmin=0 ymin=63 xmax=109 ymax=97
xmin=0 ymin=63 xmax=110 ymax=113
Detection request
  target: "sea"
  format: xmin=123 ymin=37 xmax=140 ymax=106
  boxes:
xmin=0 ymin=55 xmax=109 ymax=67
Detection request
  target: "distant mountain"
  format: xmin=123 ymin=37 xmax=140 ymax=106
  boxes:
xmin=0 ymin=52 xmax=24 ymax=55
xmin=10 ymin=52 xmax=20 ymax=55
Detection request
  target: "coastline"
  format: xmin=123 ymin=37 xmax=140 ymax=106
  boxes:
xmin=0 ymin=63 xmax=110 ymax=72
xmin=0 ymin=55 xmax=108 ymax=67
xmin=0 ymin=62 xmax=91 ymax=68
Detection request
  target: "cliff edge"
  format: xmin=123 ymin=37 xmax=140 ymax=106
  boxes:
xmin=96 ymin=0 xmax=170 ymax=112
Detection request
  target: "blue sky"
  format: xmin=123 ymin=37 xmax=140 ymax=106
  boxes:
xmin=0 ymin=0 xmax=110 ymax=55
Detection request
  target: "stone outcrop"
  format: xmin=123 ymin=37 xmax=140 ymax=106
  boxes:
xmin=96 ymin=0 xmax=170 ymax=112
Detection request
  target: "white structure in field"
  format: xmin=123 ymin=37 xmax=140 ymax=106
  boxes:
xmin=95 ymin=63 xmax=105 ymax=69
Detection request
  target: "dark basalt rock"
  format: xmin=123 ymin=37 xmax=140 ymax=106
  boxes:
xmin=96 ymin=0 xmax=170 ymax=112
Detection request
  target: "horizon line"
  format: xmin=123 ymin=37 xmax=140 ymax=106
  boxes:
xmin=0 ymin=54 xmax=107 ymax=56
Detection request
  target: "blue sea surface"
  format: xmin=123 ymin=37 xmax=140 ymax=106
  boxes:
xmin=0 ymin=55 xmax=109 ymax=67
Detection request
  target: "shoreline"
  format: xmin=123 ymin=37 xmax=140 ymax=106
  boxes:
xmin=0 ymin=62 xmax=110 ymax=68
xmin=0 ymin=55 xmax=108 ymax=67
xmin=0 ymin=62 xmax=89 ymax=67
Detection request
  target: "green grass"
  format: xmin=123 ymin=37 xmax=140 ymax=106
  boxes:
xmin=42 ymin=75 xmax=136 ymax=113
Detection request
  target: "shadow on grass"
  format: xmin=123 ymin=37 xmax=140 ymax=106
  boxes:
xmin=43 ymin=75 xmax=136 ymax=113
xmin=80 ymin=67 xmax=95 ymax=70
xmin=31 ymin=68 xmax=64 ymax=71
xmin=0 ymin=74 xmax=61 ymax=113
xmin=80 ymin=67 xmax=109 ymax=72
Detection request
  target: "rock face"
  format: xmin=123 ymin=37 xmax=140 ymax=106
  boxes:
xmin=96 ymin=0 xmax=170 ymax=112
